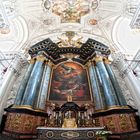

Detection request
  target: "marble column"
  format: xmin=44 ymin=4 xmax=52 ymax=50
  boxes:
xmin=104 ymin=58 xmax=127 ymax=106
xmin=0 ymin=55 xmax=27 ymax=124
xmin=35 ymin=61 xmax=52 ymax=110
xmin=95 ymin=66 xmax=107 ymax=108
xmin=21 ymin=55 xmax=45 ymax=108
xmin=95 ymin=56 xmax=119 ymax=107
xmin=14 ymin=59 xmax=35 ymax=106
xmin=89 ymin=62 xmax=106 ymax=111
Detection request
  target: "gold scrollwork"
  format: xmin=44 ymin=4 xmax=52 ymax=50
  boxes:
xmin=119 ymin=114 xmax=129 ymax=130
xmin=103 ymin=58 xmax=111 ymax=64
xmin=36 ymin=55 xmax=46 ymax=62
xmin=130 ymin=114 xmax=137 ymax=129
xmin=24 ymin=116 xmax=33 ymax=130
xmin=106 ymin=117 xmax=115 ymax=131
xmin=11 ymin=113 xmax=22 ymax=130
xmin=29 ymin=59 xmax=35 ymax=64
xmin=94 ymin=56 xmax=103 ymax=62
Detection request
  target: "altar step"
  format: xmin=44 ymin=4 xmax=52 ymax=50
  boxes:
xmin=1 ymin=132 xmax=140 ymax=140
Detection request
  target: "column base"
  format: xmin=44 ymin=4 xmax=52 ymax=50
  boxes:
xmin=3 ymin=107 xmax=48 ymax=139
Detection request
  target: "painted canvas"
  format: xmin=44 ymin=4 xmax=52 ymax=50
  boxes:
xmin=49 ymin=62 xmax=91 ymax=101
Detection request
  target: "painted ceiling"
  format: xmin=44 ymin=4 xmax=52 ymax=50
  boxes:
xmin=0 ymin=0 xmax=140 ymax=59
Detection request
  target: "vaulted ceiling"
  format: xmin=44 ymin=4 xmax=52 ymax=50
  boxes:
xmin=0 ymin=0 xmax=140 ymax=60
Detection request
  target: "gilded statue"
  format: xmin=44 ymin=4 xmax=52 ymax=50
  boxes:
xmin=62 ymin=118 xmax=77 ymax=128
xmin=62 ymin=111 xmax=77 ymax=128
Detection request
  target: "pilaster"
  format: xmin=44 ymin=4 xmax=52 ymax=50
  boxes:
xmin=0 ymin=55 xmax=27 ymax=124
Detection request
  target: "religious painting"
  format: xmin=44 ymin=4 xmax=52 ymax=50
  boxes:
xmin=49 ymin=62 xmax=91 ymax=101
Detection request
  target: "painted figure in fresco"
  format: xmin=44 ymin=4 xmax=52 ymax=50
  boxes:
xmin=49 ymin=62 xmax=91 ymax=101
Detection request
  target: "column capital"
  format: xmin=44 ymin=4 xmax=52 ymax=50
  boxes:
xmin=47 ymin=61 xmax=54 ymax=67
xmin=85 ymin=61 xmax=92 ymax=67
xmin=94 ymin=56 xmax=103 ymax=62
xmin=44 ymin=58 xmax=49 ymax=64
xmin=104 ymin=58 xmax=112 ymax=64
xmin=29 ymin=58 xmax=35 ymax=64
xmin=36 ymin=55 xmax=46 ymax=62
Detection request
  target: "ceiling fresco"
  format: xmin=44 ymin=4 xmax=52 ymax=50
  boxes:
xmin=51 ymin=0 xmax=91 ymax=23
xmin=0 ymin=0 xmax=140 ymax=60
xmin=42 ymin=0 xmax=99 ymax=23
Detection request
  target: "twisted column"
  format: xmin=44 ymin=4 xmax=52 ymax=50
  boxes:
xmin=89 ymin=62 xmax=106 ymax=111
xmin=95 ymin=56 xmax=119 ymax=107
xmin=21 ymin=55 xmax=45 ymax=108
xmin=35 ymin=61 xmax=52 ymax=110
xmin=104 ymin=58 xmax=127 ymax=106
xmin=14 ymin=59 xmax=35 ymax=106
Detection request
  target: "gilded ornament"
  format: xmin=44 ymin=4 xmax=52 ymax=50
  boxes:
xmin=95 ymin=56 xmax=103 ymax=62
xmin=29 ymin=59 xmax=35 ymax=64
xmin=57 ymin=31 xmax=83 ymax=48
xmin=36 ymin=55 xmax=46 ymax=62
xmin=106 ymin=117 xmax=115 ymax=131
xmin=24 ymin=116 xmax=33 ymax=130
xmin=103 ymin=58 xmax=111 ymax=64
xmin=52 ymin=0 xmax=90 ymax=23
xmin=89 ymin=19 xmax=98 ymax=25
xmin=119 ymin=114 xmax=129 ymax=130
xmin=62 ymin=118 xmax=77 ymax=128
xmin=12 ymin=113 xmax=22 ymax=131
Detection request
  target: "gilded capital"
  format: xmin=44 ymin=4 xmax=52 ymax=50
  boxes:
xmin=29 ymin=58 xmax=35 ymax=64
xmin=44 ymin=60 xmax=49 ymax=65
xmin=85 ymin=61 xmax=91 ymax=67
xmin=36 ymin=55 xmax=46 ymax=62
xmin=95 ymin=56 xmax=103 ymax=62
xmin=47 ymin=61 xmax=54 ymax=67
xmin=104 ymin=58 xmax=111 ymax=64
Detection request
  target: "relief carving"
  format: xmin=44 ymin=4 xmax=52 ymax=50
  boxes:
xmin=119 ymin=114 xmax=129 ymax=131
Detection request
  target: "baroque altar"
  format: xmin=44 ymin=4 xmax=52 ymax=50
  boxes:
xmin=2 ymin=38 xmax=139 ymax=139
